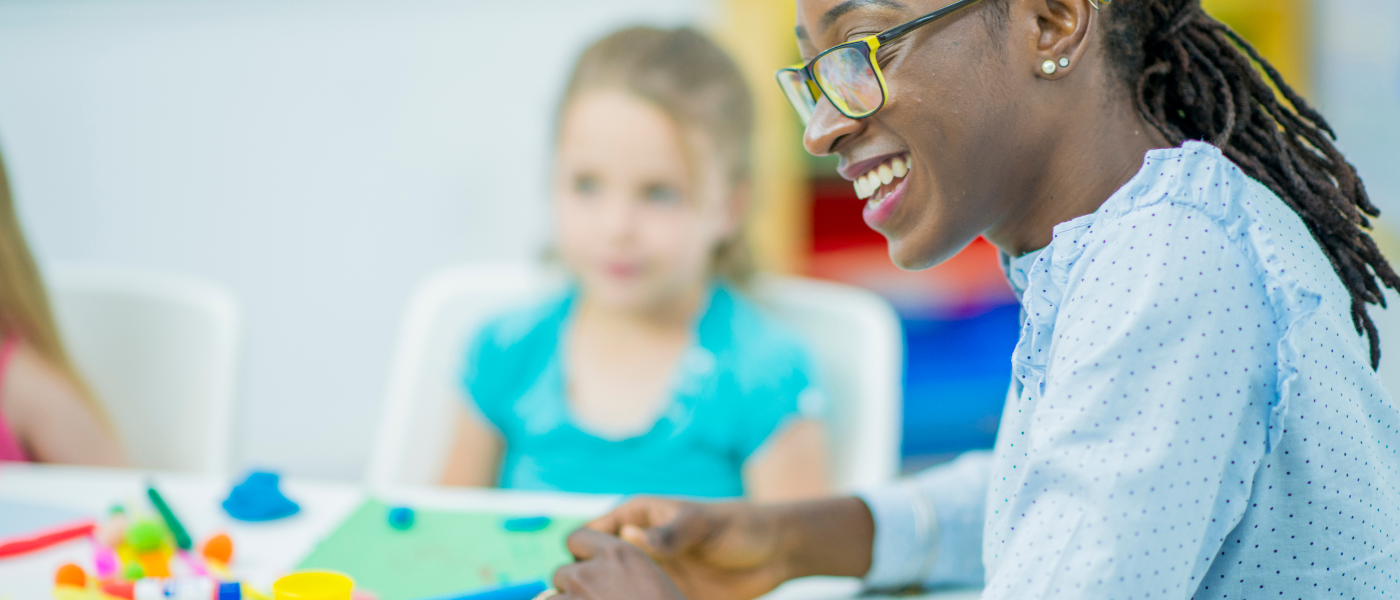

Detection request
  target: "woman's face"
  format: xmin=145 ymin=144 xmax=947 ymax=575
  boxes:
xmin=796 ymin=0 xmax=1037 ymax=269
xmin=553 ymin=89 xmax=736 ymax=313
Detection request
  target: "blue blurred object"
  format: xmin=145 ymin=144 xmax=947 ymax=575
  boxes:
xmin=222 ymin=470 xmax=300 ymax=522
xmin=500 ymin=516 xmax=551 ymax=532
xmin=900 ymin=303 xmax=1020 ymax=459
xmin=387 ymin=506 xmax=415 ymax=530
xmin=218 ymin=581 xmax=242 ymax=600
xmin=413 ymin=580 xmax=547 ymax=600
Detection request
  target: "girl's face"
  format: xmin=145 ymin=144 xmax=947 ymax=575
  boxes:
xmin=553 ymin=89 xmax=737 ymax=313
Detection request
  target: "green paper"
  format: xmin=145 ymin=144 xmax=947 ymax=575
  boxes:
xmin=296 ymin=500 xmax=587 ymax=600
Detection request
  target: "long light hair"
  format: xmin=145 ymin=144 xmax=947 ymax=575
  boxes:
xmin=0 ymin=150 xmax=102 ymax=414
xmin=557 ymin=26 xmax=757 ymax=285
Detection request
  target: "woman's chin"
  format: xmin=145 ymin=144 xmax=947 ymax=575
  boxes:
xmin=885 ymin=237 xmax=933 ymax=271
xmin=885 ymin=230 xmax=974 ymax=272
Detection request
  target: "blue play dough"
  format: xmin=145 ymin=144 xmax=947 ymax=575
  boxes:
xmin=500 ymin=516 xmax=551 ymax=532
xmin=222 ymin=471 xmax=300 ymax=522
xmin=387 ymin=506 xmax=415 ymax=530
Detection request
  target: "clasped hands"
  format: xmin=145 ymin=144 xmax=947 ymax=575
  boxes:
xmin=550 ymin=497 xmax=874 ymax=600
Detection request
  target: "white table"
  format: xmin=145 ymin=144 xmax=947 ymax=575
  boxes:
xmin=0 ymin=465 xmax=978 ymax=600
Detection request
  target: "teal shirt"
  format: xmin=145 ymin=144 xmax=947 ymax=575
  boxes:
xmin=461 ymin=284 xmax=825 ymax=498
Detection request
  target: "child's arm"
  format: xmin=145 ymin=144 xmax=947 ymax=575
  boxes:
xmin=3 ymin=344 xmax=126 ymax=466
xmin=439 ymin=398 xmax=502 ymax=487
xmin=743 ymin=419 xmax=830 ymax=502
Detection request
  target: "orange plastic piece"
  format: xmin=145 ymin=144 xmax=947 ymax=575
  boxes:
xmin=135 ymin=551 xmax=170 ymax=578
xmin=202 ymin=533 xmax=234 ymax=564
xmin=54 ymin=563 xmax=86 ymax=587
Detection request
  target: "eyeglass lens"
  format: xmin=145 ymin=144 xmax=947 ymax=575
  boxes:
xmin=777 ymin=70 xmax=817 ymax=124
xmin=812 ymin=46 xmax=883 ymax=117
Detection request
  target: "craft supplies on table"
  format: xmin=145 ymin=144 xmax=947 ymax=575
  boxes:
xmin=296 ymin=500 xmax=584 ymax=600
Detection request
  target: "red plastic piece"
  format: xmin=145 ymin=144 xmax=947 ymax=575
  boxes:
xmin=0 ymin=520 xmax=96 ymax=559
xmin=101 ymin=580 xmax=136 ymax=599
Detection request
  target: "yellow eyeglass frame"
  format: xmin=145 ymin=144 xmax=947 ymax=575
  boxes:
xmin=776 ymin=0 xmax=985 ymax=124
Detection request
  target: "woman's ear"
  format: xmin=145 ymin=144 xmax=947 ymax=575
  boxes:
xmin=1027 ymin=0 xmax=1098 ymax=80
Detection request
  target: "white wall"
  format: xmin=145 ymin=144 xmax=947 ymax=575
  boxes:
xmin=1318 ymin=0 xmax=1400 ymax=395
xmin=0 ymin=0 xmax=704 ymax=479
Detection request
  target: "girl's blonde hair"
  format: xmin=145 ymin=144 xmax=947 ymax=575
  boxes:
xmin=0 ymin=150 xmax=102 ymax=416
xmin=559 ymin=26 xmax=757 ymax=285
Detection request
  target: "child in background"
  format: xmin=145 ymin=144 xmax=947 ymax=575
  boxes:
xmin=440 ymin=26 xmax=829 ymax=501
xmin=0 ymin=149 xmax=126 ymax=465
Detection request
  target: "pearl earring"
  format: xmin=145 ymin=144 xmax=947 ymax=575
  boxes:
xmin=1058 ymin=57 xmax=1071 ymax=68
xmin=1041 ymin=60 xmax=1057 ymax=75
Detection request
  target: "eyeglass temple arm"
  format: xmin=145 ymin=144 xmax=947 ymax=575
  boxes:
xmin=877 ymin=0 xmax=986 ymax=44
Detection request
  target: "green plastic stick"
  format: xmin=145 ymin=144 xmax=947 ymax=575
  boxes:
xmin=146 ymin=483 xmax=192 ymax=551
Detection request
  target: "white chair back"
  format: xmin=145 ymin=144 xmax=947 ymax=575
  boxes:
xmin=46 ymin=263 xmax=242 ymax=474
xmin=367 ymin=262 xmax=902 ymax=493
xmin=749 ymin=276 xmax=903 ymax=491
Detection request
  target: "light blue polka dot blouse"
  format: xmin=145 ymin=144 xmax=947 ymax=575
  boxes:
xmin=860 ymin=142 xmax=1399 ymax=598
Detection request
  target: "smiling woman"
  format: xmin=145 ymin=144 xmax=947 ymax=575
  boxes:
xmin=552 ymin=1 xmax=1400 ymax=599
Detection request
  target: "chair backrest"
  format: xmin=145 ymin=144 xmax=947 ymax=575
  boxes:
xmin=45 ymin=263 xmax=242 ymax=474
xmin=747 ymin=276 xmax=903 ymax=491
xmin=367 ymin=262 xmax=903 ymax=493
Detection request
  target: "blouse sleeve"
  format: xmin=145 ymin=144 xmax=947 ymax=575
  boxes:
xmin=981 ymin=205 xmax=1277 ymax=599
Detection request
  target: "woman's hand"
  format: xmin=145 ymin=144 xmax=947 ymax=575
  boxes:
xmin=583 ymin=498 xmax=789 ymax=600
xmin=578 ymin=496 xmax=874 ymax=600
xmin=553 ymin=529 xmax=689 ymax=600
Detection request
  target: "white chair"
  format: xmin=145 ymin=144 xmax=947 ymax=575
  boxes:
xmin=45 ymin=262 xmax=242 ymax=474
xmin=367 ymin=261 xmax=903 ymax=493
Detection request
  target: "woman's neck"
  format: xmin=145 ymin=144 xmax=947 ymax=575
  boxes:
xmin=986 ymin=95 xmax=1172 ymax=257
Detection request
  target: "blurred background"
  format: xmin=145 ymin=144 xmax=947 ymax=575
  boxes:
xmin=0 ymin=0 xmax=1395 ymax=479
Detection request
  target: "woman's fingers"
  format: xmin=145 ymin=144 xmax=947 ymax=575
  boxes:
xmin=565 ymin=528 xmax=615 ymax=561
xmin=553 ymin=530 xmax=689 ymax=600
xmin=585 ymin=497 xmax=683 ymax=535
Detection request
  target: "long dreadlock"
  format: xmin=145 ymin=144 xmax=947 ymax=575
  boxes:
xmin=1101 ymin=0 xmax=1400 ymax=368
xmin=1030 ymin=0 xmax=1400 ymax=368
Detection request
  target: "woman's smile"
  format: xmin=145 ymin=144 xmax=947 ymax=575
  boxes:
xmin=839 ymin=152 xmax=911 ymax=229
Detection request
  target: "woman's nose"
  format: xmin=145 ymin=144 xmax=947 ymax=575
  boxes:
xmin=802 ymin=97 xmax=865 ymax=156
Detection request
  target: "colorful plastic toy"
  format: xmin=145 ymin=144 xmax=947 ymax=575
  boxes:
xmin=202 ymin=533 xmax=234 ymax=564
xmin=272 ymin=572 xmax=354 ymax=600
xmin=54 ymin=563 xmax=87 ymax=587
xmin=386 ymin=507 xmax=415 ymax=531
xmin=499 ymin=517 xmax=550 ymax=533
xmin=223 ymin=471 xmax=300 ymax=522
xmin=125 ymin=520 xmax=165 ymax=553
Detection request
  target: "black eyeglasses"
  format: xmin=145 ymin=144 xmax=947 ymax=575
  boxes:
xmin=776 ymin=0 xmax=985 ymax=124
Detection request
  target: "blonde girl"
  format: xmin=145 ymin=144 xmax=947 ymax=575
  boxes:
xmin=0 ymin=149 xmax=125 ymax=465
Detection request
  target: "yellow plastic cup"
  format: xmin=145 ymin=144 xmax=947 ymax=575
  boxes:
xmin=272 ymin=572 xmax=354 ymax=600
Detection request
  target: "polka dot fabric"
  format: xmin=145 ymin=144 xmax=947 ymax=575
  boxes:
xmin=858 ymin=142 xmax=1398 ymax=599
xmin=985 ymin=142 xmax=1400 ymax=599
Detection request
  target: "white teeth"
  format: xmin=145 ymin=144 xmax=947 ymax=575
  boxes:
xmin=853 ymin=155 xmax=911 ymax=201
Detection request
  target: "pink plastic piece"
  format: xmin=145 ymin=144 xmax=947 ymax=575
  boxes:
xmin=92 ymin=536 xmax=121 ymax=580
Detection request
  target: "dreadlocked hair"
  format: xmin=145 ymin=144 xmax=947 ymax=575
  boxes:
xmin=1091 ymin=0 xmax=1399 ymax=368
